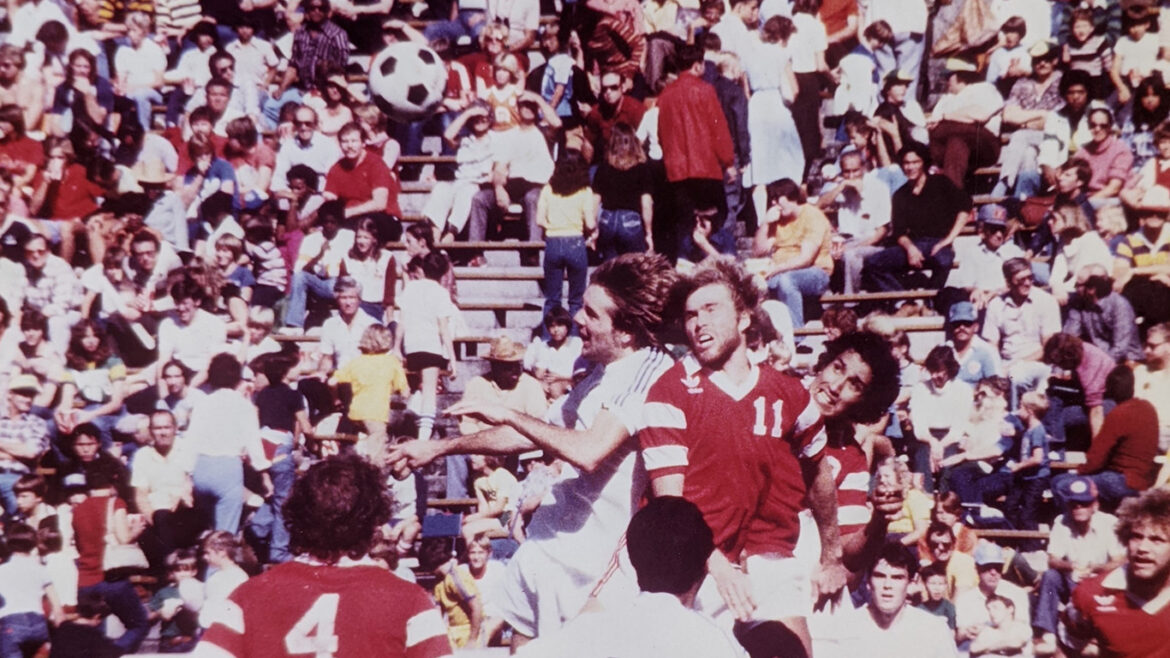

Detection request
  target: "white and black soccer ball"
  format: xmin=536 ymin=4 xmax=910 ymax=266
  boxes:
xmin=368 ymin=42 xmax=447 ymax=122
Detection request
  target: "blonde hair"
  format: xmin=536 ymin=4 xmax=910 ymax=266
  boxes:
xmin=358 ymin=324 xmax=393 ymax=354
xmin=1095 ymin=205 xmax=1128 ymax=241
xmin=215 ymin=234 xmax=245 ymax=260
xmin=201 ymin=530 xmax=239 ymax=560
xmin=352 ymin=103 xmax=386 ymax=132
xmin=492 ymin=53 xmax=523 ymax=84
xmin=1020 ymin=390 xmax=1050 ymax=416
xmin=125 ymin=11 xmax=152 ymax=31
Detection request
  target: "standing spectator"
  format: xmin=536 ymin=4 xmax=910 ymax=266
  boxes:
xmin=1064 ymin=265 xmax=1145 ymax=364
xmin=743 ymin=16 xmax=805 ymax=216
xmin=196 ymin=456 xmax=452 ymax=657
xmin=72 ymin=470 xmax=150 ymax=654
xmin=583 ymin=70 xmax=646 ymax=164
xmin=186 ymin=353 xmax=272 ymax=533
xmin=928 ymin=59 xmax=1004 ymax=189
xmin=657 ymin=45 xmax=735 ymax=262
xmin=861 ymin=143 xmax=972 ymax=299
xmin=752 ymin=179 xmax=834 ymax=328
xmin=249 ymin=355 xmax=309 ymax=564
xmin=592 ymin=123 xmax=655 ymax=259
xmin=0 ymin=523 xmax=64 ymax=658
xmin=396 ymin=254 xmax=459 ymax=442
xmin=537 ymin=150 xmax=596 ymax=320
xmin=1066 ymin=489 xmax=1170 ymax=656
xmin=1113 ymin=208 xmax=1170 ymax=336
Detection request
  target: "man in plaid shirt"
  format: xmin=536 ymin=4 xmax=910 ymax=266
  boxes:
xmin=0 ymin=375 xmax=50 ymax=516
xmin=18 ymin=234 xmax=81 ymax=353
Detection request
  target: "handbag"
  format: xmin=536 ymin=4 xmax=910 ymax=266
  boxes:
xmin=102 ymin=498 xmax=148 ymax=573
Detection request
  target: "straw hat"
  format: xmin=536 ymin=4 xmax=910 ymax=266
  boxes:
xmin=486 ymin=336 xmax=525 ymax=362
xmin=130 ymin=158 xmax=174 ymax=186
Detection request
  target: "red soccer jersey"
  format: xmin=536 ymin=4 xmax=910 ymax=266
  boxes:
xmin=200 ymin=560 xmax=452 ymax=658
xmin=821 ymin=434 xmax=872 ymax=537
xmin=1069 ymin=567 xmax=1170 ymax=658
xmin=640 ymin=358 xmax=826 ymax=559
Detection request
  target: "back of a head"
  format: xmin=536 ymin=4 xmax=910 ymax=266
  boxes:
xmin=589 ymin=252 xmax=678 ymax=350
xmin=627 ymin=497 xmax=713 ymax=595
xmin=284 ymin=455 xmax=390 ymax=564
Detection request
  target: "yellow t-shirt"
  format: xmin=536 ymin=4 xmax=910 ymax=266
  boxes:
xmin=333 ymin=352 xmax=409 ymax=423
xmin=766 ymin=204 xmax=834 ymax=274
xmin=540 ymin=187 xmax=594 ymax=238
xmin=434 ymin=566 xmax=480 ymax=648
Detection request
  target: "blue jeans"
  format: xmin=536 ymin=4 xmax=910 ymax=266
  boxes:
xmin=192 ymin=454 xmax=244 ymax=533
xmin=248 ymin=443 xmax=295 ymax=563
xmin=543 ymin=236 xmax=588 ymax=320
xmin=1035 ymin=568 xmax=1076 ymax=634
xmin=127 ymin=88 xmax=163 ymax=131
xmin=861 ymin=238 xmax=955 ymax=293
xmin=284 ymin=271 xmax=336 ymax=328
xmin=596 ymin=208 xmax=647 ymax=260
xmin=0 ymin=471 xmax=21 ymax=516
xmin=422 ymin=10 xmax=486 ymax=42
xmin=766 ymin=267 xmax=830 ymax=327
xmin=0 ymin=612 xmax=48 ymax=658
xmin=78 ymin=580 xmax=149 ymax=653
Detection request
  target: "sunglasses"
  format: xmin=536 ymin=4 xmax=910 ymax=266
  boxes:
xmin=306 ymin=4 xmax=326 ymax=11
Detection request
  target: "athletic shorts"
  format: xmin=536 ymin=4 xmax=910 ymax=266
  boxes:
xmin=405 ymin=351 xmax=448 ymax=372
xmin=744 ymin=554 xmax=812 ymax=621
xmin=496 ymin=542 xmax=594 ymax=639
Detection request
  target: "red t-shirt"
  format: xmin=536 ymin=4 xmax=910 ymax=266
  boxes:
xmin=640 ymin=358 xmax=826 ymax=559
xmin=200 ymin=560 xmax=452 ymax=658
xmin=73 ymin=493 xmax=126 ymax=588
xmin=0 ymin=135 xmax=45 ymax=171
xmin=1069 ymin=568 xmax=1170 ymax=658
xmin=39 ymin=163 xmax=103 ymax=220
xmin=325 ymin=152 xmax=401 ymax=218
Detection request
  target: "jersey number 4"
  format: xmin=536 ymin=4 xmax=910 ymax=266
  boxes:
xmin=752 ymin=396 xmax=785 ymax=438
xmin=284 ymin=594 xmax=340 ymax=657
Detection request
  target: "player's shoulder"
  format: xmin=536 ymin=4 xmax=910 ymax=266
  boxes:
xmin=235 ymin=561 xmax=428 ymax=605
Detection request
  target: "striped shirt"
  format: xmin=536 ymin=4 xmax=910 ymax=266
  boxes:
xmin=1116 ymin=226 xmax=1170 ymax=268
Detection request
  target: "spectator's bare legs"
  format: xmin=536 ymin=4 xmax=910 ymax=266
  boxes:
xmin=417 ymin=366 xmax=439 ymax=441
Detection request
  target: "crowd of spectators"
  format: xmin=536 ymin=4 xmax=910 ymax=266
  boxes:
xmin=1 ymin=0 xmax=1170 ymax=655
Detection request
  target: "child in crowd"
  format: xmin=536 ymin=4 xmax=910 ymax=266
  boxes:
xmin=396 ymin=252 xmax=459 ymax=441
xmin=970 ymin=595 xmax=1030 ymax=657
xmin=385 ymin=470 xmax=421 ymax=558
xmin=523 ymin=306 xmax=582 ymax=382
xmin=916 ymin=562 xmax=957 ymax=630
xmin=49 ymin=591 xmax=121 ymax=658
xmin=464 ymin=534 xmax=508 ymax=645
xmin=1063 ymin=8 xmax=1114 ymax=99
xmin=147 ymin=549 xmax=203 ymax=653
xmin=332 ymin=324 xmax=409 ymax=467
xmin=1111 ymin=5 xmax=1159 ymax=105
xmin=38 ymin=517 xmax=78 ymax=609
xmin=198 ymin=531 xmax=248 ymax=630
xmin=244 ymin=215 xmax=287 ymax=308
xmin=0 ymin=523 xmax=64 ymax=657
xmin=418 ymin=537 xmax=484 ymax=649
xmin=986 ymin=17 xmax=1031 ymax=97
xmin=8 ymin=473 xmax=56 ymax=527
xmin=536 ymin=150 xmax=595 ymax=320
xmin=462 ymin=454 xmax=519 ymax=543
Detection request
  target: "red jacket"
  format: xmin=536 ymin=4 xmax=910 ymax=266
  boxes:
xmin=657 ymin=72 xmax=735 ymax=183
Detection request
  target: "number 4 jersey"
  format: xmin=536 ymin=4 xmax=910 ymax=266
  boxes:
xmin=198 ymin=559 xmax=453 ymax=658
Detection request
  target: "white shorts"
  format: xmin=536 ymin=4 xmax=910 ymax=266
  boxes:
xmin=743 ymin=554 xmax=813 ymax=621
xmin=497 ymin=542 xmax=595 ymax=639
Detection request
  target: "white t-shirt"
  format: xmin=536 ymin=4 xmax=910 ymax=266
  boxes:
xmin=841 ymin=604 xmax=958 ymax=658
xmin=397 ymin=278 xmax=460 ymax=357
xmin=157 ymin=309 xmax=227 ymax=374
xmin=498 ymin=126 xmax=554 ymax=185
xmin=790 ymin=13 xmax=828 ymax=74
xmin=933 ymin=82 xmax=1005 ymax=135
xmin=0 ymin=553 xmax=53 ymax=616
xmin=1113 ymin=32 xmax=1160 ymax=81
xmin=835 ymin=172 xmax=893 ymax=243
xmin=319 ymin=310 xmax=378 ymax=370
xmin=115 ymin=39 xmax=167 ymax=90
xmin=523 ymin=335 xmax=583 ymax=379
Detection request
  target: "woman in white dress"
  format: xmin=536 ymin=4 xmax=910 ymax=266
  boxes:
xmin=744 ymin=15 xmax=806 ymax=223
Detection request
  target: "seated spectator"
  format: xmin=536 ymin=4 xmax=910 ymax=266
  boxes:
xmin=30 ymin=136 xmax=105 ymax=264
xmin=1061 ymin=9 xmax=1112 ymax=100
xmin=908 ymin=346 xmax=974 ymax=490
xmin=954 ymin=542 xmax=1030 ymax=650
xmin=1109 ymin=4 xmax=1159 ymax=106
xmin=993 ymin=40 xmax=1063 ymax=199
xmin=920 ymin=492 xmax=978 ymax=557
xmin=941 ymin=204 xmax=1024 ymax=313
xmin=19 ymin=234 xmax=82 ymax=353
xmin=751 ymin=178 xmax=834 ymax=328
xmin=282 ymin=201 xmax=353 ymax=332
xmin=114 ymin=12 xmax=167 ymax=132
xmin=198 ymin=531 xmax=249 ymax=630
xmin=861 ymin=143 xmax=972 ymax=302
xmin=49 ymin=591 xmax=123 ymax=658
xmin=818 ymin=149 xmax=892 ymax=295
xmin=54 ymin=320 xmax=127 ymax=448
xmin=938 ymin=377 xmax=1018 ymax=506
xmin=5 ymin=474 xmax=56 ymax=528
xmin=418 ymin=536 xmax=484 ymax=649
xmin=1031 ymin=71 xmax=1094 ymax=198
xmin=981 ymin=257 xmax=1061 ymax=403
xmin=464 ymin=534 xmax=508 ymax=645
xmin=523 ymin=307 xmax=583 ymax=382
xmin=1033 ymin=476 xmax=1126 ymax=654
xmin=876 ymin=456 xmax=932 ymax=548
xmin=1046 ymin=200 xmax=1113 ymax=305
xmin=1119 ymin=117 xmax=1170 ymax=214
xmin=0 ymin=375 xmax=50 ymax=517
xmin=915 ymin=561 xmax=957 ymax=630
xmin=944 ymin=302 xmax=1002 ymax=386
xmin=11 ymin=309 xmax=63 ymax=409
xmin=338 ymin=217 xmax=396 ymax=323
xmin=928 ymin=58 xmax=1004 ymax=189
xmin=146 ymin=549 xmax=202 ymax=653
xmin=325 ymin=122 xmax=401 ymax=243
xmin=155 ymin=277 xmax=227 ymax=392
xmin=1070 ymin=107 xmax=1133 ymax=208
xmin=969 ymin=595 xmax=1030 ymax=657
xmin=462 ymin=455 xmax=520 ymax=543
xmin=1041 ymin=332 xmax=1115 ymax=449
xmin=1113 ymin=207 xmax=1170 ymax=336
xmin=423 ymin=104 xmax=496 ymax=243
xmin=1064 ymin=264 xmax=1145 ymax=363
xmin=132 ymin=409 xmax=200 ymax=571
xmin=920 ymin=521 xmax=978 ymax=599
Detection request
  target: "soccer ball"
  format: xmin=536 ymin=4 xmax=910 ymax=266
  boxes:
xmin=368 ymin=42 xmax=447 ymax=122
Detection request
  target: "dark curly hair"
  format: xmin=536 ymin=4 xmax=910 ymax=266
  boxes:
xmin=814 ymin=330 xmax=900 ymax=424
xmin=1116 ymin=488 xmax=1170 ymax=543
xmin=590 ymin=252 xmax=679 ymax=350
xmin=284 ymin=455 xmax=391 ymax=564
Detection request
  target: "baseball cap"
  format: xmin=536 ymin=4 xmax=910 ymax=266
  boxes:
xmin=948 ymin=301 xmax=978 ymax=325
xmin=977 ymin=203 xmax=1010 ymax=226
xmin=974 ymin=541 xmax=1006 ymax=566
xmin=1057 ymin=476 xmax=1098 ymax=504
xmin=945 ymin=58 xmax=978 ymax=73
